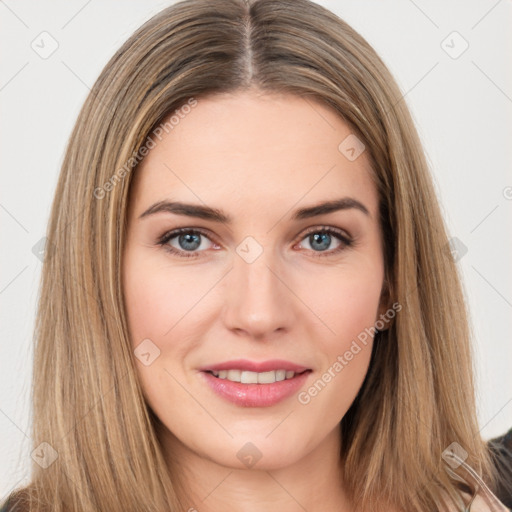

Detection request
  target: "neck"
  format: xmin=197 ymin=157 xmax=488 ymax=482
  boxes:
xmin=161 ymin=423 xmax=353 ymax=512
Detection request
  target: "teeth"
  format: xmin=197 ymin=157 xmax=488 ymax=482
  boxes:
xmin=242 ymin=371 xmax=259 ymax=384
xmin=226 ymin=369 xmax=241 ymax=382
xmin=275 ymin=369 xmax=286 ymax=381
xmin=211 ymin=369 xmax=298 ymax=383
xmin=256 ymin=371 xmax=276 ymax=384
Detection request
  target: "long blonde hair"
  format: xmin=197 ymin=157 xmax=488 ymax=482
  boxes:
xmin=4 ymin=0 xmax=498 ymax=510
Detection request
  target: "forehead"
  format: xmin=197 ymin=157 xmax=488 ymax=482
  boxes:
xmin=130 ymin=91 xmax=378 ymax=219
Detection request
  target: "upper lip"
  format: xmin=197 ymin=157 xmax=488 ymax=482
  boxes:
xmin=199 ymin=359 xmax=311 ymax=373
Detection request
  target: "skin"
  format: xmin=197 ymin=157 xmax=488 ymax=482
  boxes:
xmin=123 ymin=89 xmax=391 ymax=512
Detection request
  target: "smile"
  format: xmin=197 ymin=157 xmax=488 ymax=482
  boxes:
xmin=200 ymin=369 xmax=312 ymax=407
xmin=206 ymin=369 xmax=304 ymax=383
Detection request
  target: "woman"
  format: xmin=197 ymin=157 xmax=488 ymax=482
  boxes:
xmin=1 ymin=0 xmax=510 ymax=510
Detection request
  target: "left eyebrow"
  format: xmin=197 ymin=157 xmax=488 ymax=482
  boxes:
xmin=138 ymin=197 xmax=370 ymax=223
xmin=291 ymin=197 xmax=370 ymax=220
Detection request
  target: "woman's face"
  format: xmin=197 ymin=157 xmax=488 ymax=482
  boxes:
xmin=123 ymin=90 xmax=388 ymax=472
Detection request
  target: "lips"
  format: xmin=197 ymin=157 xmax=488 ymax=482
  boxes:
xmin=197 ymin=358 xmax=313 ymax=407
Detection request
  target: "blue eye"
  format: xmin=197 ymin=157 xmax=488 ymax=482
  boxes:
xmin=158 ymin=228 xmax=215 ymax=259
xmin=297 ymin=227 xmax=353 ymax=256
xmin=157 ymin=226 xmax=353 ymax=259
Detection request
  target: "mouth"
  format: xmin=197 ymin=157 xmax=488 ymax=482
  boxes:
xmin=200 ymin=368 xmax=313 ymax=407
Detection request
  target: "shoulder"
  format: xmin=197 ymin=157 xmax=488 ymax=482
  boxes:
xmin=440 ymin=440 xmax=511 ymax=512
xmin=459 ymin=488 xmax=510 ymax=512
xmin=439 ymin=486 xmax=510 ymax=512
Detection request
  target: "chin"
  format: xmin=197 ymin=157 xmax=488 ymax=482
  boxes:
xmin=203 ymin=436 xmax=305 ymax=471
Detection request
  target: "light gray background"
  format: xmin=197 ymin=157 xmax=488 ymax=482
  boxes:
xmin=1 ymin=0 xmax=511 ymax=500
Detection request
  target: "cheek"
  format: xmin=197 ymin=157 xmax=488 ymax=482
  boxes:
xmin=122 ymin=252 xmax=192 ymax=411
xmin=306 ymin=264 xmax=384 ymax=344
xmin=124 ymin=270 xmax=171 ymax=343
xmin=122 ymin=250 xmax=220 ymax=395
xmin=123 ymin=250 xmax=205 ymax=344
xmin=301 ymin=263 xmax=383 ymax=401
xmin=295 ymin=271 xmax=382 ymax=415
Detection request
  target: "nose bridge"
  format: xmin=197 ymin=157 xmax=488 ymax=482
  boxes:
xmin=236 ymin=236 xmax=283 ymax=308
xmin=222 ymin=235 xmax=294 ymax=337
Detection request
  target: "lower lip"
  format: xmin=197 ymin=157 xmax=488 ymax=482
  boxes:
xmin=200 ymin=370 xmax=312 ymax=407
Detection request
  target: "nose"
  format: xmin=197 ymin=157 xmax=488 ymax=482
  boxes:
xmin=221 ymin=242 xmax=296 ymax=340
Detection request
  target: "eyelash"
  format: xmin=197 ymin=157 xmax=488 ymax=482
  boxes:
xmin=157 ymin=226 xmax=353 ymax=259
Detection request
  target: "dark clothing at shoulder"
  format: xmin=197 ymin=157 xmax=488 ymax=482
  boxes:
xmin=488 ymin=427 xmax=512 ymax=509
xmin=0 ymin=494 xmax=27 ymax=512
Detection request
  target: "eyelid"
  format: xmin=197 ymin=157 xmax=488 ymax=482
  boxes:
xmin=157 ymin=226 xmax=217 ymax=245
xmin=296 ymin=225 xmax=352 ymax=244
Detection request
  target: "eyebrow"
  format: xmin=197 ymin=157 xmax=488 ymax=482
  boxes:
xmin=138 ymin=197 xmax=370 ymax=223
